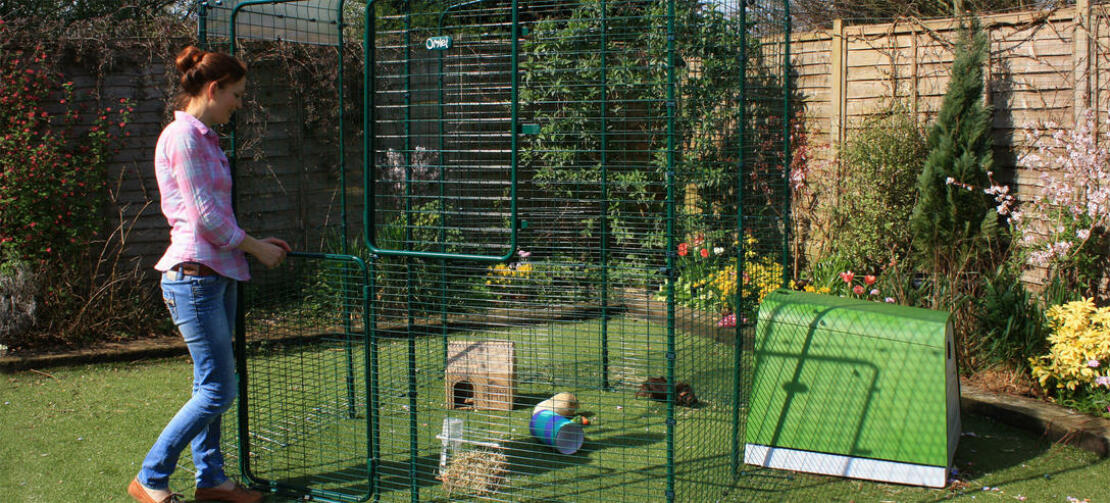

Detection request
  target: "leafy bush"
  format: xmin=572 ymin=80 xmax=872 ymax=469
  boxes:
xmin=664 ymin=234 xmax=782 ymax=323
xmin=828 ymin=105 xmax=927 ymax=270
xmin=793 ymin=255 xmax=900 ymax=303
xmin=0 ymin=21 xmax=163 ymax=350
xmin=0 ymin=0 xmax=184 ymax=22
xmin=482 ymin=252 xmax=598 ymax=306
xmin=1028 ymin=299 xmax=1110 ymax=417
xmin=0 ymin=30 xmax=132 ymax=263
xmin=1029 ymin=298 xmax=1110 ymax=392
xmin=974 ymin=265 xmax=1047 ymax=370
xmin=484 ymin=260 xmax=534 ymax=290
xmin=519 ymin=0 xmax=781 ymax=254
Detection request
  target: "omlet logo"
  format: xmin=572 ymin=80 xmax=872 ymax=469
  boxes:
xmin=426 ymin=36 xmax=452 ymax=51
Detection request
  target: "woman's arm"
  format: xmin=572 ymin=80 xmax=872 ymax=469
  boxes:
xmin=238 ymin=235 xmax=291 ymax=268
xmin=165 ymin=127 xmax=290 ymax=268
xmin=165 ymin=132 xmax=246 ymax=250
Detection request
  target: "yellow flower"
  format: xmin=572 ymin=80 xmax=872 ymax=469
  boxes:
xmin=1030 ymin=298 xmax=1110 ymax=391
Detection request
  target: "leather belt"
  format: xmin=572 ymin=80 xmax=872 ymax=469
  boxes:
xmin=171 ymin=262 xmax=217 ymax=276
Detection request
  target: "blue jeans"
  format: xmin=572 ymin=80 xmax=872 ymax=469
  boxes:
xmin=139 ymin=272 xmax=237 ymax=490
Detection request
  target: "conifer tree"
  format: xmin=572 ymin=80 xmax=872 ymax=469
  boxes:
xmin=910 ymin=18 xmax=998 ymax=270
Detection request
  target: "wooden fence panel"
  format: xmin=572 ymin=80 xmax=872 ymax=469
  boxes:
xmin=790 ymin=2 xmax=1110 ymax=274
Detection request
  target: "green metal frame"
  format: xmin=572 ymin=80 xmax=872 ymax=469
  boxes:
xmin=201 ymin=0 xmax=793 ymax=501
xmin=219 ymin=3 xmax=374 ymax=501
xmin=237 ymin=252 xmax=374 ymax=502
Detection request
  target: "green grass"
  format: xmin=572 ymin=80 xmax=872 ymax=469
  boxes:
xmin=234 ymin=314 xmax=737 ymax=502
xmin=2 ymin=318 xmax=1109 ymax=502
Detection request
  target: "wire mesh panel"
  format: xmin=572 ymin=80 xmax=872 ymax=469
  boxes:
xmin=361 ymin=0 xmax=790 ymax=501
xmin=237 ymin=254 xmax=372 ymax=501
xmin=367 ymin=1 xmax=520 ymax=261
xmin=205 ymin=0 xmax=797 ymax=501
xmin=205 ymin=0 xmax=345 ymax=46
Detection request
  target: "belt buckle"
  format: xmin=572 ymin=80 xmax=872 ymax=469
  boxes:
xmin=172 ymin=262 xmax=201 ymax=278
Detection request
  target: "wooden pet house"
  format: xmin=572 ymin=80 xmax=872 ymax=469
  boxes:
xmin=446 ymin=340 xmax=516 ymax=411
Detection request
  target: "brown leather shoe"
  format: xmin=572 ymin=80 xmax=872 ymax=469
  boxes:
xmin=127 ymin=478 xmax=184 ymax=503
xmin=194 ymin=480 xmax=264 ymax=503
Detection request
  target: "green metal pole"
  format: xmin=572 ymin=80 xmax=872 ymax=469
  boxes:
xmin=599 ymin=0 xmax=611 ymax=392
xmin=362 ymin=2 xmax=381 ymax=500
xmin=197 ymin=0 xmax=207 ymax=50
xmin=401 ymin=10 xmax=419 ymax=503
xmin=363 ymin=5 xmax=377 ymax=253
xmin=338 ymin=18 xmax=348 ymax=257
xmin=225 ymin=8 xmax=253 ymax=488
xmin=367 ymin=277 xmax=381 ymax=501
xmin=437 ymin=19 xmax=449 ymax=373
xmin=510 ymin=0 xmax=520 ymax=252
xmin=335 ymin=1 xmax=358 ymax=422
xmin=665 ymin=0 xmax=677 ymax=501
xmin=732 ymin=0 xmax=748 ymax=478
xmin=781 ymin=0 xmax=792 ymax=286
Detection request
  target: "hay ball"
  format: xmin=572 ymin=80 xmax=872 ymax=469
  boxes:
xmin=533 ymin=392 xmax=578 ymax=417
xmin=440 ymin=448 xmax=508 ymax=496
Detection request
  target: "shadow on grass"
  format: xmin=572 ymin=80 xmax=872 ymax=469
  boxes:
xmin=723 ymin=413 xmax=1098 ymax=503
xmin=916 ymin=413 xmax=1105 ymax=502
xmin=248 ymin=430 xmax=669 ymax=502
xmin=513 ymin=392 xmax=548 ymax=411
xmin=247 ymin=454 xmax=444 ymax=501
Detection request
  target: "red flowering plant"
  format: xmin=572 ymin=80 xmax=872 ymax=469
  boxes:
xmin=0 ymin=24 xmax=133 ymax=264
xmin=661 ymin=232 xmax=784 ymax=328
xmin=793 ymin=256 xmax=894 ymax=303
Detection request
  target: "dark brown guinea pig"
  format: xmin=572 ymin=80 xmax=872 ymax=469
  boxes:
xmin=636 ymin=376 xmax=698 ymax=407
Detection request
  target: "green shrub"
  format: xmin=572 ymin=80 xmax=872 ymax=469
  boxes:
xmin=827 ymin=105 xmax=927 ymax=270
xmin=973 ymin=264 xmax=1047 ymax=371
xmin=0 ymin=32 xmax=131 ymax=263
xmin=1029 ymin=299 xmax=1110 ymax=418
xmin=909 ymin=18 xmax=999 ymax=271
xmin=0 ymin=23 xmax=161 ymax=350
xmin=662 ymin=234 xmax=782 ymax=323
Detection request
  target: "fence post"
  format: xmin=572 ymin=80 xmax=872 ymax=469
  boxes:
xmin=1072 ymin=0 xmax=1092 ymax=125
xmin=830 ymin=19 xmax=846 ymax=151
xmin=911 ymin=24 xmax=919 ymax=117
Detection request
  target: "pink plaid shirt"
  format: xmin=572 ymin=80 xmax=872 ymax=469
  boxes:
xmin=153 ymin=111 xmax=249 ymax=281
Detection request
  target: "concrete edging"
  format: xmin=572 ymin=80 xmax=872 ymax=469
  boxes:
xmin=960 ymin=382 xmax=1110 ymax=457
xmin=0 ymin=336 xmax=188 ymax=372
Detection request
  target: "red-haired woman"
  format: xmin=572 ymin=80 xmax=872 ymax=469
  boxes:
xmin=129 ymin=46 xmax=289 ymax=503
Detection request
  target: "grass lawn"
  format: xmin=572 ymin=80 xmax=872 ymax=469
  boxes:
xmin=3 ymin=318 xmax=1108 ymax=502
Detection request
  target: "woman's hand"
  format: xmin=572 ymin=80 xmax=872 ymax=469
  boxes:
xmin=239 ymin=235 xmax=291 ymax=268
xmin=261 ymin=237 xmax=292 ymax=253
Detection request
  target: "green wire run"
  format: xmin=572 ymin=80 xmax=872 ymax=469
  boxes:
xmin=206 ymin=0 xmax=793 ymax=501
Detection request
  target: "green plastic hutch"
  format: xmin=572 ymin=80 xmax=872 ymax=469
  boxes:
xmin=745 ymin=290 xmax=961 ymax=488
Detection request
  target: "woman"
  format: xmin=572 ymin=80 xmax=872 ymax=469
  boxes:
xmin=129 ymin=46 xmax=289 ymax=503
